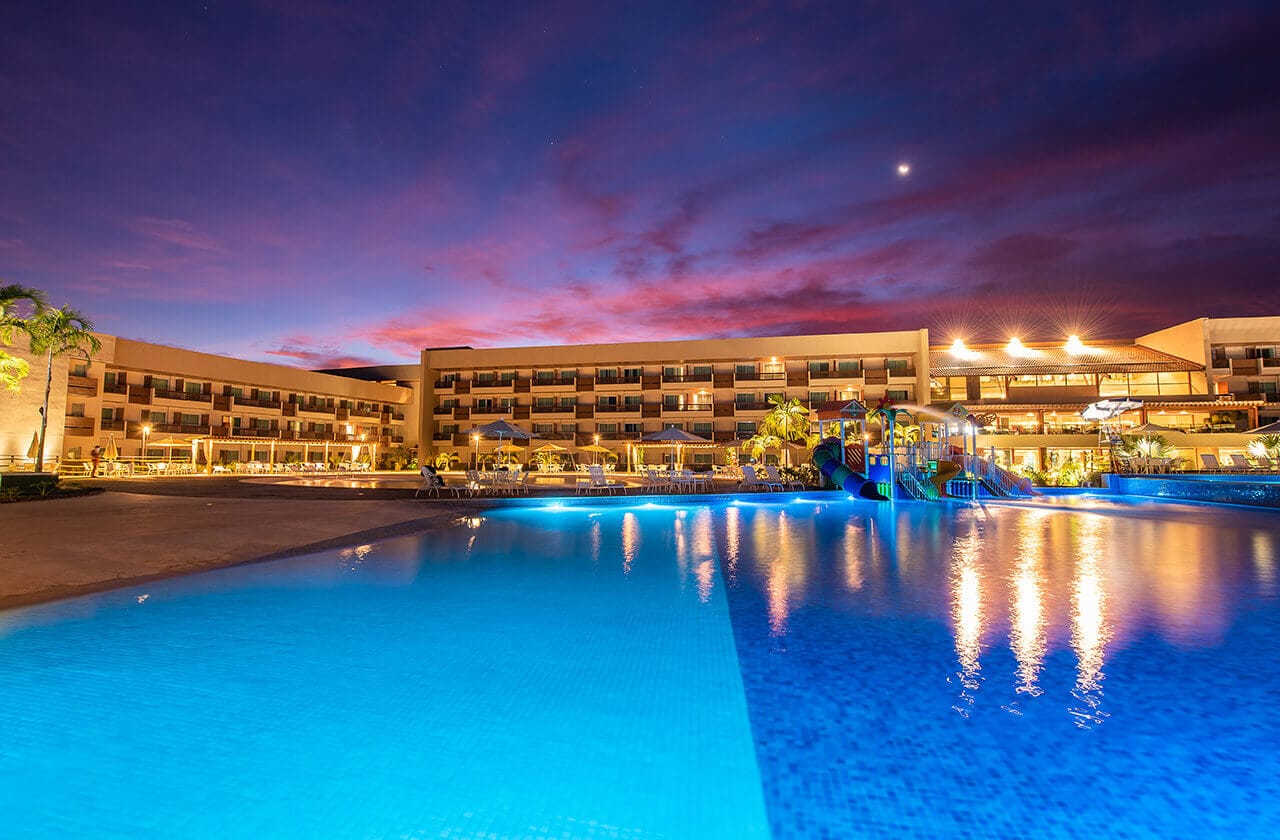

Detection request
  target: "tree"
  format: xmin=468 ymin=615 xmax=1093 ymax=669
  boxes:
xmin=27 ymin=305 xmax=101 ymax=473
xmin=0 ymin=283 xmax=47 ymax=391
xmin=744 ymin=431 xmax=784 ymax=463
xmin=759 ymin=395 xmax=815 ymax=466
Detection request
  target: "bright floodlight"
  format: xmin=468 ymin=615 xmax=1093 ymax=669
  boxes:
xmin=950 ymin=338 xmax=967 ymax=355
xmin=1065 ymin=334 xmax=1086 ymax=355
xmin=1006 ymin=337 xmax=1028 ymax=355
xmin=897 ymin=162 xmax=911 ymax=176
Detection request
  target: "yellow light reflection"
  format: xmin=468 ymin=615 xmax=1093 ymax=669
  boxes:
xmin=724 ymin=506 xmax=740 ymax=585
xmin=1254 ymin=530 xmax=1275 ymax=597
xmin=950 ymin=526 xmax=984 ymax=715
xmin=1009 ymin=522 xmax=1046 ymax=697
xmin=693 ymin=509 xmax=715 ymax=603
xmin=764 ymin=512 xmax=804 ymax=638
xmin=621 ymin=512 xmax=639 ymax=575
xmin=1070 ymin=515 xmax=1111 ymax=728
xmin=843 ymin=522 xmax=864 ymax=592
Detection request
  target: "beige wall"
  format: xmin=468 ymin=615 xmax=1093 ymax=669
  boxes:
xmin=0 ymin=343 xmax=69 ymax=462
xmin=1137 ymin=318 xmax=1209 ymax=367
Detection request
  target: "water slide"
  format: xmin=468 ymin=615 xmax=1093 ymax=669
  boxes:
xmin=813 ymin=437 xmax=888 ymax=500
xmin=929 ymin=459 xmax=962 ymax=496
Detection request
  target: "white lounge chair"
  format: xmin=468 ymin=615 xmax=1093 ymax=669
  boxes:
xmin=416 ymin=465 xmax=464 ymax=498
xmin=740 ymin=465 xmax=782 ymax=491
xmin=577 ymin=464 xmax=623 ymax=495
xmin=765 ymin=464 xmax=804 ymax=491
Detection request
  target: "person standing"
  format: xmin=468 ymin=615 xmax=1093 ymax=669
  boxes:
xmin=89 ymin=445 xmax=102 ymax=477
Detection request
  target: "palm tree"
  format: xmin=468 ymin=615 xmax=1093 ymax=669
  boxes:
xmin=759 ymin=395 xmax=814 ymax=466
xmin=27 ymin=305 xmax=100 ymax=472
xmin=0 ymin=283 xmax=46 ymax=391
xmin=1248 ymin=434 xmax=1280 ymax=460
xmin=744 ymin=432 xmax=784 ymax=463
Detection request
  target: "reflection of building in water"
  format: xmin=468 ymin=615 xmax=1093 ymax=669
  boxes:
xmin=1009 ymin=516 xmax=1048 ymax=697
xmin=1254 ymin=530 xmax=1276 ymax=597
xmin=1070 ymin=515 xmax=1111 ymax=727
xmin=693 ymin=509 xmax=715 ymax=604
xmin=723 ymin=506 xmax=741 ymax=585
xmin=761 ymin=512 xmax=807 ymax=637
xmin=621 ymin=512 xmax=639 ymax=575
xmin=950 ymin=525 xmax=985 ymax=715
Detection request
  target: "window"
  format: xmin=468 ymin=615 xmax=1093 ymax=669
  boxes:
xmin=623 ymin=395 xmax=643 ymax=406
xmin=71 ymin=363 xmax=88 ymax=377
xmin=442 ymin=373 xmax=459 ymax=384
xmin=979 ymin=377 xmax=1004 ymax=399
xmin=499 ymin=397 xmax=517 ymax=409
xmin=692 ymin=422 xmax=713 ymax=435
xmin=597 ymin=423 xmax=618 ymax=434
xmin=474 ymin=398 xmax=494 ymax=411
xmin=151 ymin=377 xmax=169 ymax=391
xmin=736 ymin=421 xmax=757 ymax=436
xmin=1248 ymin=381 xmax=1278 ymax=394
xmin=692 ymin=452 xmax=713 ymax=466
xmin=476 ymin=371 xmax=496 ymax=382
xmin=691 ymin=365 xmax=713 ymax=376
xmin=598 ymin=395 xmax=618 ymax=406
xmin=252 ymin=418 xmax=270 ymax=430
xmin=441 ymin=398 xmax=460 ymax=408
xmin=560 ymin=396 xmax=578 ymax=407
xmin=101 ymin=407 xmax=116 ymax=421
xmin=187 ymin=381 xmax=204 ymax=395
xmin=886 ymin=358 xmax=909 ymax=370
xmin=663 ymin=366 xmax=681 ymax=378
xmin=180 ymin=413 xmax=200 ymax=426
xmin=104 ymin=372 xmax=117 ymax=386
xmin=623 ymin=422 xmax=643 ymax=434
xmin=736 ymin=393 xmax=756 ymax=404
xmin=663 ymin=394 xmax=681 ymax=406
xmin=500 ymin=371 xmax=516 ymax=382
xmin=597 ymin=368 xmax=619 ymax=379
xmin=535 ymin=396 xmax=555 ymax=407
xmin=536 ymin=370 xmax=555 ymax=381
xmin=808 ymin=361 xmax=830 ymax=373
xmin=837 ymin=360 xmax=860 ymax=373
xmin=68 ymin=402 xmax=85 ymax=417
xmin=559 ymin=423 xmax=577 ymax=434
xmin=662 ymin=422 xmax=685 ymax=430
xmin=735 ymin=364 xmax=756 ymax=376
xmin=622 ymin=367 xmax=643 ymax=379
xmin=886 ymin=389 xmax=909 ymax=401
xmin=441 ymin=424 xmax=459 ymax=435
xmin=808 ymin=391 xmax=829 ymax=404
xmin=229 ymin=386 xmax=244 ymax=398
xmin=150 ymin=411 xmax=166 ymax=423
xmin=534 ymin=423 xmax=555 ymax=434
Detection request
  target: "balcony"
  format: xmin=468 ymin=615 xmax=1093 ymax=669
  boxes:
xmin=349 ymin=408 xmax=381 ymax=418
xmin=67 ymin=375 xmax=99 ymax=397
xmin=235 ymin=396 xmax=281 ymax=409
xmin=470 ymin=405 xmax=505 ymax=416
xmin=433 ymin=379 xmax=456 ymax=389
xmin=887 ymin=367 xmax=917 ymax=379
xmin=532 ymin=405 xmax=576 ymax=414
xmin=594 ymin=403 xmax=643 ymax=413
xmin=734 ymin=371 xmax=787 ymax=382
xmin=154 ymin=389 xmax=213 ymax=404
xmin=531 ymin=431 xmax=575 ymax=440
xmin=433 ymin=406 xmax=454 ymax=415
xmin=595 ymin=375 xmax=642 ymax=385
xmin=661 ymin=403 xmax=713 ymax=412
xmin=531 ymin=377 xmax=577 ymax=387
xmin=64 ymin=416 xmax=95 ymax=435
xmin=432 ymin=433 xmax=453 ymax=441
xmin=471 ymin=379 xmax=515 ymax=389
xmin=809 ymin=369 xmax=862 ymax=380
xmin=295 ymin=402 xmax=335 ymax=415
xmin=661 ymin=373 xmax=714 ymax=384
xmin=100 ymin=419 xmax=125 ymax=432
xmin=149 ymin=423 xmax=209 ymax=435
xmin=599 ymin=431 xmax=642 ymax=441
xmin=732 ymin=401 xmax=771 ymax=411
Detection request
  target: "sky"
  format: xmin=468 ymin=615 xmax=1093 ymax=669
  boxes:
xmin=2 ymin=1 xmax=1277 ymax=367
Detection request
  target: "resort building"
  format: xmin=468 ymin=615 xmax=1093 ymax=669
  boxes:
xmin=2 ymin=316 xmax=1277 ymax=475
xmin=418 ymin=330 xmax=931 ymax=467
xmin=0 ymin=334 xmax=415 ymax=469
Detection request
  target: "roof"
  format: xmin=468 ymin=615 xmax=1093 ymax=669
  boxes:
xmin=930 ymin=343 xmax=1201 ymax=377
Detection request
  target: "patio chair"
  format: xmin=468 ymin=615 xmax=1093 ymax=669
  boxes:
xmin=765 ymin=464 xmax=804 ymax=491
xmin=740 ymin=465 xmax=782 ymax=491
xmin=1254 ymin=455 xmax=1275 ymax=472
xmin=1229 ymin=454 xmax=1256 ymax=472
xmin=416 ymin=465 xmax=463 ymax=498
xmin=1199 ymin=454 xmax=1223 ymax=473
xmin=577 ymin=465 xmax=623 ymax=495
xmin=642 ymin=469 xmax=671 ymax=492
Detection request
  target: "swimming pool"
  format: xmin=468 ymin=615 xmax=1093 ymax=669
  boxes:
xmin=2 ymin=496 xmax=1278 ymax=837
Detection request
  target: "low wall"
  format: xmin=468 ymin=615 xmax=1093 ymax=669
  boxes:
xmin=1108 ymin=475 xmax=1280 ymax=509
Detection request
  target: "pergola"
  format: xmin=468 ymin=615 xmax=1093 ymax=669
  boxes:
xmin=193 ymin=436 xmax=376 ymax=474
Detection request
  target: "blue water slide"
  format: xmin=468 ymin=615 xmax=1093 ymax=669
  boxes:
xmin=812 ymin=437 xmax=888 ymax=500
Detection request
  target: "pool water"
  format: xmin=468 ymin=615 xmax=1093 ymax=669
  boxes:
xmin=2 ymin=497 xmax=1278 ymax=838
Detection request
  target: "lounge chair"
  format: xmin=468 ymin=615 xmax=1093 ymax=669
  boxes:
xmin=1230 ymin=454 xmax=1256 ymax=472
xmin=416 ymin=465 xmax=463 ymax=498
xmin=1254 ymin=455 xmax=1276 ymax=472
xmin=1199 ymin=454 xmax=1223 ymax=473
xmin=765 ymin=464 xmax=804 ymax=491
xmin=740 ymin=465 xmax=782 ymax=491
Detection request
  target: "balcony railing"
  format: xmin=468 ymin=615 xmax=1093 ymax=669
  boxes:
xmin=595 ymin=375 xmax=643 ymax=385
xmin=594 ymin=404 xmax=643 ymax=413
xmin=734 ymin=372 xmax=787 ymax=381
xmin=661 ymin=403 xmax=713 ymax=411
xmin=236 ymin=396 xmax=282 ymax=409
xmin=532 ymin=405 xmax=576 ymax=413
xmin=100 ymin=419 xmax=125 ymax=431
xmin=472 ymin=380 xmax=516 ymax=388
xmin=732 ymin=401 xmax=771 ymax=411
xmin=531 ymin=377 xmax=577 ymax=387
xmin=661 ymin=373 xmax=714 ymax=383
xmin=433 ymin=406 xmax=454 ymax=415
xmin=809 ymin=369 xmax=862 ymax=380
xmin=154 ymin=389 xmax=213 ymax=403
xmin=102 ymin=382 xmax=127 ymax=395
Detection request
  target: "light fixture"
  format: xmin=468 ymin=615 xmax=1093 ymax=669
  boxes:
xmin=1007 ymin=337 xmax=1027 ymax=355
xmin=897 ymin=162 xmax=911 ymax=176
xmin=1065 ymin=334 xmax=1086 ymax=355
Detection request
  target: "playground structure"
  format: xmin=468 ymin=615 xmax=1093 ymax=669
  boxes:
xmin=811 ymin=399 xmax=1035 ymax=501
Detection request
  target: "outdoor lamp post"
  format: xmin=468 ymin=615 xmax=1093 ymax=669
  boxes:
xmin=594 ymin=433 xmax=600 ymax=465
xmin=472 ymin=433 xmax=480 ymax=468
xmin=141 ymin=424 xmax=151 ymax=461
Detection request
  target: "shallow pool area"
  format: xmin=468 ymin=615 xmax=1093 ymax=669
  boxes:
xmin=2 ymin=495 xmax=1278 ymax=837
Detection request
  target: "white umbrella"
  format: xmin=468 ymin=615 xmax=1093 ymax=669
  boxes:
xmin=1081 ymin=398 xmax=1142 ymax=420
xmin=641 ymin=427 xmax=710 ymax=470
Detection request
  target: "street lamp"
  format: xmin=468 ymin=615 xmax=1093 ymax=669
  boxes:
xmin=594 ymin=433 xmax=600 ymax=465
xmin=141 ymin=424 xmax=151 ymax=462
xmin=472 ymin=432 xmax=480 ymax=469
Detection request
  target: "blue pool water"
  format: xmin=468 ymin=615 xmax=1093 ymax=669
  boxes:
xmin=2 ymin=496 xmax=1279 ymax=838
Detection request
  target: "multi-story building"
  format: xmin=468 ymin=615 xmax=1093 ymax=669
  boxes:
xmin=1 ymin=334 xmax=414 ymax=467
xmin=418 ymin=330 xmax=931 ymax=466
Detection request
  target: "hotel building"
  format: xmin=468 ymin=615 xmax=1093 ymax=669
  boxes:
xmin=1 ymin=316 xmax=1276 ymax=474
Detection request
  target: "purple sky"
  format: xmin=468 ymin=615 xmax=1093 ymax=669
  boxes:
xmin=2 ymin=1 xmax=1277 ymax=367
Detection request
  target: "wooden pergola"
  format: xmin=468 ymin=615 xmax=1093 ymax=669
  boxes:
xmin=193 ymin=436 xmax=377 ymax=474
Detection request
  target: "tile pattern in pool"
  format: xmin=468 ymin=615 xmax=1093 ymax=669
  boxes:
xmin=716 ymin=497 xmax=1280 ymax=838
xmin=2 ymin=495 xmax=1279 ymax=838
xmin=0 ymin=508 xmax=768 ymax=839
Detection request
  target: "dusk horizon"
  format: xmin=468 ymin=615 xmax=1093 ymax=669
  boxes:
xmin=3 ymin=1 xmax=1277 ymax=368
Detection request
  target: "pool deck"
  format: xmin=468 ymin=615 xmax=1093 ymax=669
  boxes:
xmin=0 ymin=471 xmax=738 ymax=610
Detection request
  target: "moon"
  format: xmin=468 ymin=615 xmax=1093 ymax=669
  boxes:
xmin=897 ymin=162 xmax=911 ymax=176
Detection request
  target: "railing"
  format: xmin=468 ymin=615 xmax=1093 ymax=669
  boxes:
xmin=734 ymin=372 xmax=787 ymax=381
xmin=471 ymin=380 xmax=515 ymax=388
xmin=808 ymin=370 xmax=861 ymax=380
xmin=594 ymin=404 xmax=642 ymax=413
xmin=235 ymin=396 xmax=282 ymax=409
xmin=433 ymin=406 xmax=453 ymax=415
xmin=732 ymin=402 xmax=771 ymax=411
xmin=595 ymin=375 xmax=642 ymax=385
xmin=531 ymin=377 xmax=577 ymax=386
xmin=102 ymin=382 xmax=127 ymax=395
xmin=896 ymin=460 xmax=937 ymax=500
xmin=961 ymin=455 xmax=1022 ymax=497
xmin=532 ymin=405 xmax=576 ymax=413
xmin=154 ymin=389 xmax=212 ymax=403
xmin=661 ymin=403 xmax=713 ymax=411
xmin=661 ymin=373 xmax=713 ymax=383
xmin=100 ymin=419 xmax=125 ymax=431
